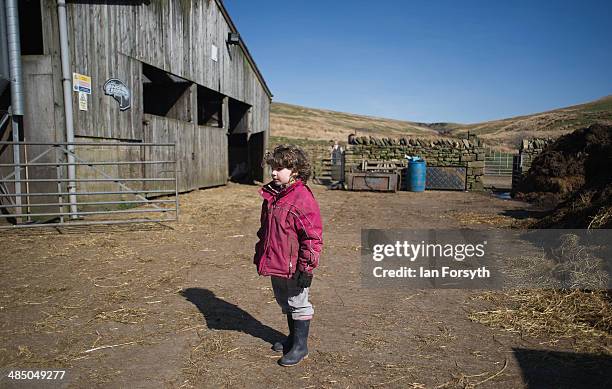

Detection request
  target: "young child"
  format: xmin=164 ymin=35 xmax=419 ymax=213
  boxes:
xmin=253 ymin=144 xmax=323 ymax=367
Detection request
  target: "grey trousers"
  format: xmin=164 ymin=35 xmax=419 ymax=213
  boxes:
xmin=271 ymin=276 xmax=314 ymax=320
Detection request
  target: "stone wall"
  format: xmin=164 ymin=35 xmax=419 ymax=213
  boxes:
xmin=511 ymin=137 xmax=554 ymax=191
xmin=518 ymin=138 xmax=554 ymax=171
xmin=268 ymin=135 xmax=489 ymax=191
xmin=268 ymin=137 xmax=337 ymax=179
xmin=345 ymin=136 xmax=486 ymax=191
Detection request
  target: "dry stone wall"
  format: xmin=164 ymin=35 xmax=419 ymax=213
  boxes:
xmin=518 ymin=138 xmax=554 ymax=171
xmin=268 ymin=135 xmax=489 ymax=191
xmin=511 ymin=137 xmax=554 ymax=191
xmin=268 ymin=137 xmax=335 ymax=179
xmin=346 ymin=136 xmax=486 ymax=191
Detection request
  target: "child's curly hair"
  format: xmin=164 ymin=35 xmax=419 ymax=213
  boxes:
xmin=263 ymin=144 xmax=312 ymax=183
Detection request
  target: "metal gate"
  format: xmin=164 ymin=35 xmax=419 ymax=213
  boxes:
xmin=425 ymin=166 xmax=467 ymax=191
xmin=330 ymin=147 xmax=344 ymax=182
xmin=484 ymin=149 xmax=515 ymax=176
xmin=0 ymin=141 xmax=178 ymax=229
xmin=314 ymin=153 xmax=344 ymax=185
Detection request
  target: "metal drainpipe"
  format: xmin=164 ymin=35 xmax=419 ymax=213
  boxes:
xmin=5 ymin=0 xmax=23 ymax=221
xmin=0 ymin=0 xmax=10 ymax=95
xmin=57 ymin=0 xmax=78 ymax=219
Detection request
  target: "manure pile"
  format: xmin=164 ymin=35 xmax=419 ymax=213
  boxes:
xmin=514 ymin=124 xmax=612 ymax=228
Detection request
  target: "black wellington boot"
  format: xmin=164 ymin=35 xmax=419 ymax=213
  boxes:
xmin=278 ymin=319 xmax=310 ymax=367
xmin=272 ymin=314 xmax=294 ymax=353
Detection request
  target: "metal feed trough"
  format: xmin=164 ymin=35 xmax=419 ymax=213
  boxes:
xmin=346 ymin=172 xmax=399 ymax=192
xmin=346 ymin=159 xmax=405 ymax=192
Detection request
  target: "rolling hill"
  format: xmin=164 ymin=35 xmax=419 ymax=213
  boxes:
xmin=270 ymin=95 xmax=612 ymax=150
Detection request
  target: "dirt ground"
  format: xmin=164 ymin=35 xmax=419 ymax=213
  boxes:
xmin=0 ymin=183 xmax=610 ymax=388
xmin=481 ymin=176 xmax=512 ymax=191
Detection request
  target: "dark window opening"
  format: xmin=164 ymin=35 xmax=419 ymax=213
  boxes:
xmin=228 ymin=98 xmax=250 ymax=134
xmin=142 ymin=63 xmax=193 ymax=121
xmin=19 ymin=0 xmax=44 ymax=55
xmin=197 ymin=86 xmax=223 ymax=127
xmin=1 ymin=86 xmax=10 ymax=113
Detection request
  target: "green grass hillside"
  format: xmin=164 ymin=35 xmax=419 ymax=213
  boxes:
xmin=271 ymin=96 xmax=612 ymax=151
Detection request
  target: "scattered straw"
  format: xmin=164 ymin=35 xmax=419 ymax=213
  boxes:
xmin=83 ymin=341 xmax=138 ymax=354
xmin=94 ymin=307 xmax=148 ymax=324
xmin=434 ymin=359 xmax=508 ymax=389
xmin=470 ymin=290 xmax=612 ymax=354
xmin=472 ymin=359 xmax=508 ymax=387
xmin=588 ymin=206 xmax=612 ymax=229
xmin=450 ymin=211 xmax=516 ymax=227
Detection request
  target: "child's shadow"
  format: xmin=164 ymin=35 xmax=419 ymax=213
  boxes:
xmin=180 ymin=288 xmax=284 ymax=346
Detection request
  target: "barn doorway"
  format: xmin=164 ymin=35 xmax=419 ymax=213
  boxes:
xmin=248 ymin=132 xmax=264 ymax=183
xmin=227 ymin=98 xmax=251 ymax=183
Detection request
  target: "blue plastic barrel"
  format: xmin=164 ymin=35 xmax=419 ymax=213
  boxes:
xmin=408 ymin=158 xmax=426 ymax=192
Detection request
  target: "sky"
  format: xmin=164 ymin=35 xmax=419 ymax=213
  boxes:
xmin=223 ymin=0 xmax=612 ymax=123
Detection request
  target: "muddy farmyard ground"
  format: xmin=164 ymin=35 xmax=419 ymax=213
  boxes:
xmin=0 ymin=183 xmax=610 ymax=388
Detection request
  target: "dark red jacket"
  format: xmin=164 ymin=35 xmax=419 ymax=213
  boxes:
xmin=253 ymin=180 xmax=323 ymax=278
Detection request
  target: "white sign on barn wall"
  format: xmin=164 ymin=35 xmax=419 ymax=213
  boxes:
xmin=211 ymin=44 xmax=218 ymax=62
xmin=78 ymin=91 xmax=88 ymax=111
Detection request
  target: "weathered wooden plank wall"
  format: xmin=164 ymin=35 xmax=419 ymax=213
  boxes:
xmin=44 ymin=0 xmax=270 ymax=141
xmin=166 ymin=84 xmax=197 ymax=124
xmin=35 ymin=0 xmax=269 ymax=191
xmin=194 ymin=124 xmax=227 ymax=187
xmin=1 ymin=56 xmax=62 ymax=212
xmin=143 ymin=114 xmax=226 ymax=193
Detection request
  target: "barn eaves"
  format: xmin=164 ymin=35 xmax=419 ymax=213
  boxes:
xmin=215 ymin=0 xmax=273 ymax=99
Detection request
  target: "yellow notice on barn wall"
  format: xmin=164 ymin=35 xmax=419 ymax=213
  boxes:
xmin=72 ymin=72 xmax=92 ymax=94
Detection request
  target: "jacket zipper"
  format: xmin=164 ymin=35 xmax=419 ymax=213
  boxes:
xmin=289 ymin=241 xmax=293 ymax=274
xmin=263 ymin=203 xmax=278 ymax=272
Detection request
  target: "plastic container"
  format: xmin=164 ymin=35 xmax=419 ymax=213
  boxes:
xmin=407 ymin=157 xmax=426 ymax=192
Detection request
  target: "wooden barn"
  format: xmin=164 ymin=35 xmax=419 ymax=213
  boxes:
xmin=0 ymin=0 xmax=271 ymax=225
